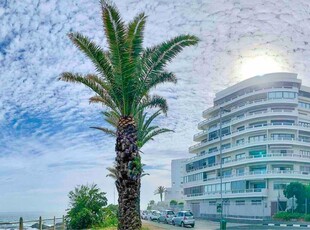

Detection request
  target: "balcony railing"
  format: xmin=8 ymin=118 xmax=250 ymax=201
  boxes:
xmin=189 ymin=134 xmax=310 ymax=153
xmin=198 ymin=98 xmax=297 ymax=129
xmin=202 ymin=86 xmax=297 ymax=117
xmin=184 ymin=170 xmax=309 ymax=188
xmin=185 ymin=153 xmax=310 ymax=173
xmin=186 ymin=188 xmax=266 ymax=198
xmin=203 ymin=170 xmax=309 ymax=183
xmin=194 ymin=119 xmax=304 ymax=142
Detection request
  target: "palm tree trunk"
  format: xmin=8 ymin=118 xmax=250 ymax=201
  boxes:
xmin=115 ymin=116 xmax=141 ymax=230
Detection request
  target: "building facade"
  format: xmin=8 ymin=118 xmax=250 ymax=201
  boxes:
xmin=165 ymin=158 xmax=187 ymax=203
xmin=184 ymin=73 xmax=310 ymax=219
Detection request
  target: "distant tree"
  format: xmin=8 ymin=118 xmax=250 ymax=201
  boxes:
xmin=284 ymin=182 xmax=306 ymax=212
xmin=170 ymin=200 xmax=178 ymax=206
xmin=154 ymin=186 xmax=166 ymax=202
xmin=178 ymin=202 xmax=184 ymax=205
xmin=66 ymin=184 xmax=107 ymax=229
xmin=147 ymin=200 xmax=155 ymax=210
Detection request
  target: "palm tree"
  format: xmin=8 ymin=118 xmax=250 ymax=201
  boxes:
xmin=154 ymin=186 xmax=166 ymax=202
xmin=60 ymin=1 xmax=198 ymax=229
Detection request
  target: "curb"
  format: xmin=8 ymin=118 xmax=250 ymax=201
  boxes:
xmin=263 ymin=223 xmax=310 ymax=228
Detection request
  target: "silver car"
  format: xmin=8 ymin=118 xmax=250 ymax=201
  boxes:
xmin=172 ymin=211 xmax=195 ymax=227
xmin=149 ymin=210 xmax=161 ymax=221
xmin=158 ymin=210 xmax=175 ymax=224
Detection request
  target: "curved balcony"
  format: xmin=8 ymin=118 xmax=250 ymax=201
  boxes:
xmin=194 ymin=117 xmax=304 ymax=142
xmin=189 ymin=136 xmax=310 ymax=154
xmin=184 ymin=170 xmax=310 ymax=188
xmin=185 ymin=153 xmax=310 ymax=174
xmin=185 ymin=188 xmax=268 ymax=200
xmin=198 ymin=98 xmax=297 ymax=129
xmin=202 ymin=87 xmax=298 ymax=118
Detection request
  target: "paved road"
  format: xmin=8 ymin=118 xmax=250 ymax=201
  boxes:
xmin=143 ymin=219 xmax=310 ymax=230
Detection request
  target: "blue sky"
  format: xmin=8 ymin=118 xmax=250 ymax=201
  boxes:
xmin=1 ymin=0 xmax=310 ymax=213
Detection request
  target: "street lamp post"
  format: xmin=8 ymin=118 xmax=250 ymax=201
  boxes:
xmin=219 ymin=107 xmax=230 ymax=230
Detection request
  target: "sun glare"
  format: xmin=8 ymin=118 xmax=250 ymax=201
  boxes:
xmin=234 ymin=49 xmax=290 ymax=81
xmin=240 ymin=56 xmax=283 ymax=78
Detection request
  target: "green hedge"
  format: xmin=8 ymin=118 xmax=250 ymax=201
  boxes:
xmin=273 ymin=212 xmax=310 ymax=221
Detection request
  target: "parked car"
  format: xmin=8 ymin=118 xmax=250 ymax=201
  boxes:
xmin=172 ymin=211 xmax=195 ymax=227
xmin=158 ymin=210 xmax=175 ymax=224
xmin=141 ymin=210 xmax=149 ymax=220
xmin=149 ymin=210 xmax=161 ymax=221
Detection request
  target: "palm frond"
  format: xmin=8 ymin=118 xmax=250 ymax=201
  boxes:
xmin=67 ymin=33 xmax=114 ymax=83
xmin=138 ymin=95 xmax=168 ymax=115
xmin=126 ymin=13 xmax=147 ymax=60
xmin=142 ymin=128 xmax=173 ymax=146
xmin=147 ymin=71 xmax=177 ymax=89
xmin=90 ymin=126 xmax=116 ymax=137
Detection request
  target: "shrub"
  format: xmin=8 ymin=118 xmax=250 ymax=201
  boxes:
xmin=170 ymin=200 xmax=178 ymax=206
xmin=66 ymin=184 xmax=108 ymax=229
xmin=273 ymin=212 xmax=303 ymax=221
xmin=101 ymin=204 xmax=118 ymax=228
xmin=304 ymin=214 xmax=310 ymax=222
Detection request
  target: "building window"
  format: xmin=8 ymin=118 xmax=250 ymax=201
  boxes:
xmin=236 ymin=126 xmax=245 ymax=131
xmin=248 ymin=134 xmax=266 ymax=142
xmin=272 ymin=120 xmax=294 ymax=125
xmin=271 ymin=133 xmax=294 ymax=140
xmin=235 ymin=153 xmax=246 ymax=160
xmin=249 ymin=121 xmax=267 ymax=127
xmin=236 ymin=138 xmax=244 ymax=145
xmin=222 ymin=156 xmax=231 ymax=164
xmin=299 ymin=101 xmax=310 ymax=109
xmin=236 ymin=200 xmax=245 ymax=205
xmin=300 ymin=165 xmax=310 ymax=172
xmin=251 ymin=200 xmax=262 ymax=205
xmin=250 ymin=166 xmax=267 ymax=174
xmin=209 ymin=201 xmax=216 ymax=206
xmin=299 ymin=135 xmax=310 ymax=142
xmin=209 ymin=147 xmax=218 ymax=153
xmin=249 ymin=150 xmax=266 ymax=157
xmin=273 ymin=182 xmax=287 ymax=190
xmin=268 ymin=91 xmax=297 ymax=99
xmin=236 ymin=167 xmax=245 ymax=176
xmin=231 ymin=181 xmax=246 ymax=191
xmin=208 ymin=130 xmax=218 ymax=141
xmin=221 ymin=126 xmax=231 ymax=136
xmin=221 ymin=143 xmax=231 ymax=150
xmin=299 ymin=121 xmax=310 ymax=127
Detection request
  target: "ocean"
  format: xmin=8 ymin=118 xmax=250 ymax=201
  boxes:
xmin=0 ymin=212 xmax=65 ymax=230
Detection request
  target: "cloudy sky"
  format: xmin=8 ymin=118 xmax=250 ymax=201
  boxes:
xmin=1 ymin=0 xmax=310 ymax=214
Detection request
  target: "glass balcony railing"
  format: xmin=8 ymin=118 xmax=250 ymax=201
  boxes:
xmin=185 ymin=153 xmax=310 ymax=173
xmin=190 ymin=127 xmax=309 ymax=152
xmin=198 ymin=98 xmax=297 ymax=128
xmin=186 ymin=188 xmax=266 ymax=198
xmin=203 ymin=86 xmax=297 ymax=116
xmin=194 ymin=118 xmax=299 ymax=141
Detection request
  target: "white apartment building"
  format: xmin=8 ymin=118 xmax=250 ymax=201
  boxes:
xmin=183 ymin=72 xmax=310 ymax=219
xmin=165 ymin=158 xmax=187 ymax=203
